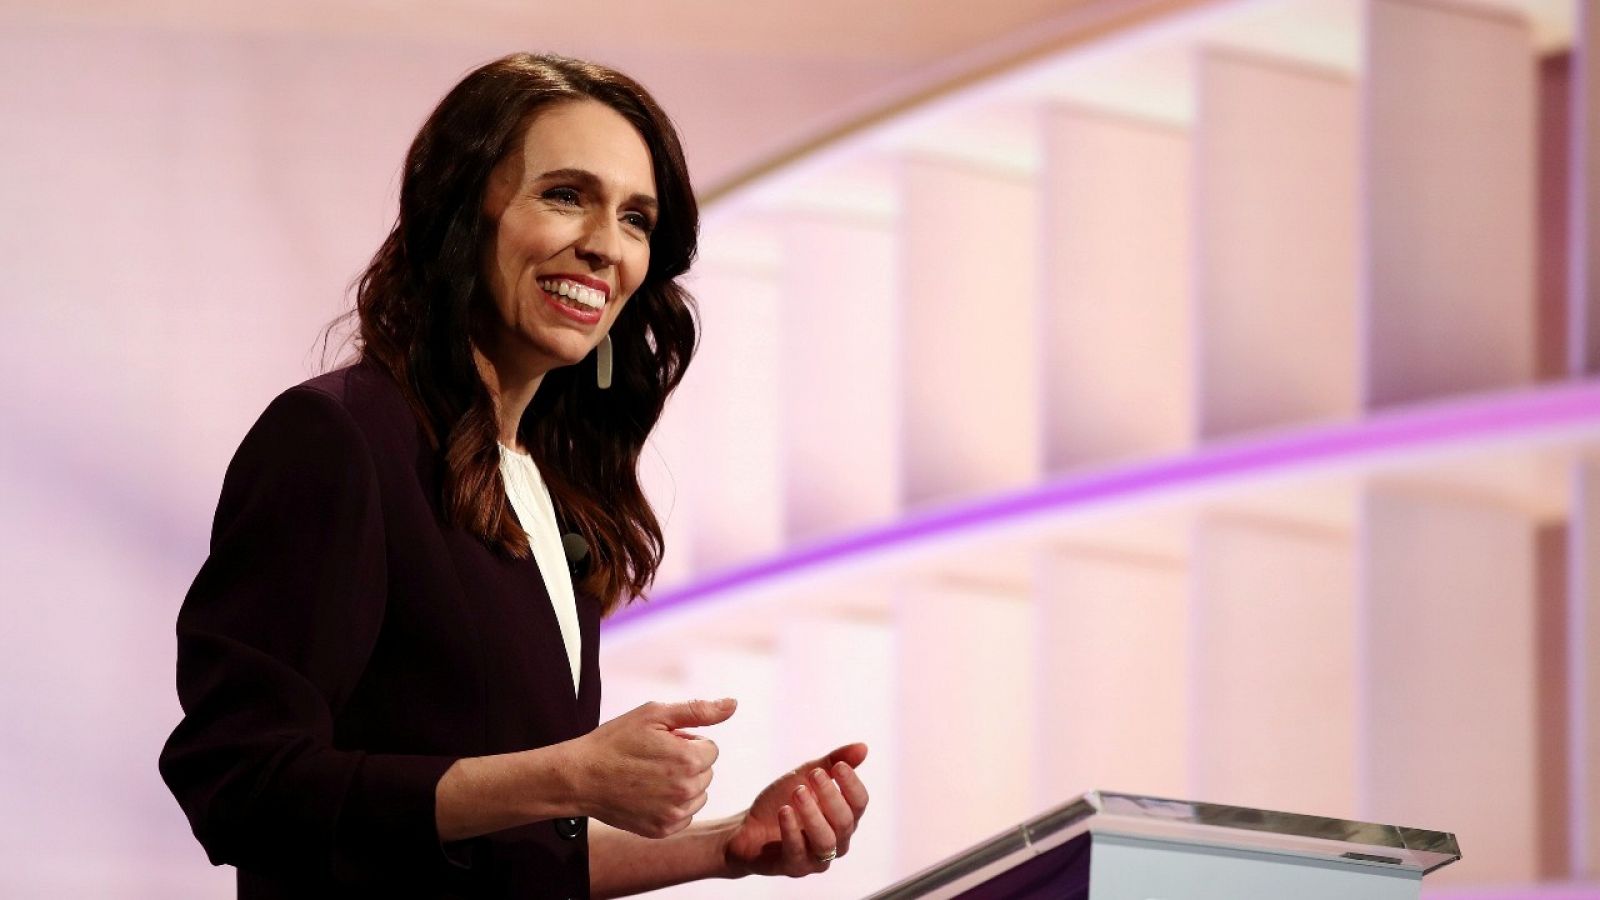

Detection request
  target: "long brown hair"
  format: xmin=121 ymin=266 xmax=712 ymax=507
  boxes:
xmin=353 ymin=53 xmax=699 ymax=615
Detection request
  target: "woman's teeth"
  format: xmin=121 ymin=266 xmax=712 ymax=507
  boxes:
xmin=538 ymin=279 xmax=605 ymax=311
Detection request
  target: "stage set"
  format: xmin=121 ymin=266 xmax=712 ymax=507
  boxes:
xmin=2 ymin=0 xmax=1594 ymax=895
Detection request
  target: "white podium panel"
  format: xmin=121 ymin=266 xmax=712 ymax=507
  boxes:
xmin=1089 ymin=834 xmax=1418 ymax=900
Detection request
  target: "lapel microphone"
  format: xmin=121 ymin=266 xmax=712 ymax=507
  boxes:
xmin=561 ymin=533 xmax=589 ymax=575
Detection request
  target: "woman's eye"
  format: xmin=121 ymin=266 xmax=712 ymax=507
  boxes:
xmin=542 ymin=187 xmax=581 ymax=206
xmin=623 ymin=212 xmax=656 ymax=234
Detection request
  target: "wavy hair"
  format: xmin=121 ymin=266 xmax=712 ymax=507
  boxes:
xmin=352 ymin=53 xmax=698 ymax=615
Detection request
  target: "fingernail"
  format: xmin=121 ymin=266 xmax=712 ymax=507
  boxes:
xmin=811 ymin=767 xmax=827 ymax=782
xmin=795 ymin=784 xmax=808 ymax=800
xmin=834 ymin=761 xmax=850 ymax=776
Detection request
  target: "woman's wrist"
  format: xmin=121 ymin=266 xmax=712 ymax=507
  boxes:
xmin=519 ymin=738 xmax=586 ymax=820
xmin=588 ymin=814 xmax=748 ymax=898
xmin=705 ymin=812 xmax=753 ymax=880
xmin=435 ymin=740 xmax=590 ymax=843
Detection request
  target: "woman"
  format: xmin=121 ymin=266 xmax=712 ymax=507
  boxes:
xmin=159 ymin=53 xmax=869 ymax=898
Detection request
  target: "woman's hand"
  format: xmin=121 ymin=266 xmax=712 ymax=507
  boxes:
xmin=435 ymin=699 xmax=734 ymax=845
xmin=571 ymin=699 xmax=737 ymax=838
xmin=722 ymin=743 xmax=870 ymax=878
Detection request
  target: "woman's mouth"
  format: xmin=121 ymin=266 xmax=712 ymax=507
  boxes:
xmin=538 ymin=277 xmax=606 ymax=324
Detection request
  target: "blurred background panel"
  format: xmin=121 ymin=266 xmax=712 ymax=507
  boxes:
xmin=3 ymin=0 xmax=1596 ymax=895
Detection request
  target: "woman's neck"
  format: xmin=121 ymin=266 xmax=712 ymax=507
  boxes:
xmin=473 ymin=346 xmax=545 ymax=448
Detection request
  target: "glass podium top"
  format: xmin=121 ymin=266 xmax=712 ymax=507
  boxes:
xmin=865 ymin=791 xmax=1461 ymax=900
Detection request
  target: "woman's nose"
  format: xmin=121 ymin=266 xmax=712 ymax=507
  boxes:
xmin=574 ymin=213 xmax=622 ymax=268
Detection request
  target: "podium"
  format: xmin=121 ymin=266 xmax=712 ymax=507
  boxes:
xmin=865 ymin=791 xmax=1460 ymax=899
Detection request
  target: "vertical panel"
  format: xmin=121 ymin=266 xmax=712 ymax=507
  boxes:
xmin=681 ymin=258 xmax=785 ymax=571
xmin=1364 ymin=0 xmax=1536 ymax=408
xmin=1039 ymin=106 xmax=1192 ymax=468
xmin=895 ymin=581 xmax=1034 ymax=871
xmin=899 ymin=158 xmax=1039 ymax=504
xmin=1573 ymin=459 xmax=1600 ymax=876
xmin=1535 ymin=521 xmax=1569 ymax=879
xmin=1191 ymin=515 xmax=1356 ymax=818
xmin=1538 ymin=53 xmax=1572 ymax=383
xmin=1361 ymin=483 xmax=1539 ymax=883
xmin=776 ymin=611 xmax=896 ymax=897
xmin=1035 ymin=548 xmax=1187 ymax=804
xmin=1196 ymin=49 xmax=1358 ymax=438
xmin=1575 ymin=1 xmax=1600 ymax=374
xmin=779 ymin=213 xmax=900 ymax=542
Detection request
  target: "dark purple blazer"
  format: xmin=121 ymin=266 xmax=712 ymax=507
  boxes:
xmin=159 ymin=362 xmax=603 ymax=899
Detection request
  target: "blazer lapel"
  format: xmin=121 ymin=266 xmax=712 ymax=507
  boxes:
xmin=574 ymin=588 xmax=603 ymax=729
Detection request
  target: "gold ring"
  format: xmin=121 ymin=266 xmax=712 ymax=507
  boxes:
xmin=816 ymin=848 xmax=838 ymax=863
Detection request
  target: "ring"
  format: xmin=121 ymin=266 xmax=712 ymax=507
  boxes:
xmin=815 ymin=848 xmax=838 ymax=863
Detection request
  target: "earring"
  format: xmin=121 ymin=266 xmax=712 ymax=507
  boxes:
xmin=596 ymin=334 xmax=614 ymax=390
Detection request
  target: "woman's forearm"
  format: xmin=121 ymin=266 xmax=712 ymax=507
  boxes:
xmin=436 ymin=744 xmax=746 ymax=895
xmin=434 ymin=741 xmax=583 ymax=842
xmin=435 ymin=700 xmax=737 ymax=846
xmin=588 ymin=815 xmax=744 ymax=899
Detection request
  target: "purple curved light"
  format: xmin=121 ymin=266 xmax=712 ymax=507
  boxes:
xmin=606 ymin=380 xmax=1600 ymax=633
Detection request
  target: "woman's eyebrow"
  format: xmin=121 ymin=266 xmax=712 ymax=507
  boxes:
xmin=535 ymin=167 xmax=658 ymax=211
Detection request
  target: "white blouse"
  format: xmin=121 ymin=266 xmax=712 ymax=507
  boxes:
xmin=498 ymin=444 xmax=581 ymax=694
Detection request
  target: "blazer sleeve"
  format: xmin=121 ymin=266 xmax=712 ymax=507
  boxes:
xmin=158 ymin=386 xmax=462 ymax=886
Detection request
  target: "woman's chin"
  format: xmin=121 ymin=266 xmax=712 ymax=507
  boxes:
xmin=504 ymin=332 xmax=601 ymax=375
xmin=558 ymin=342 xmax=602 ymax=368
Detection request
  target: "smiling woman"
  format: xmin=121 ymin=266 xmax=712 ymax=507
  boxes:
xmin=351 ymin=56 xmax=700 ymax=611
xmin=478 ymin=103 xmax=658 ymax=384
xmin=157 ymin=53 xmax=869 ymax=899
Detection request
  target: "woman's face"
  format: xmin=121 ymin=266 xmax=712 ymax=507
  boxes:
xmin=479 ymin=99 xmax=658 ymax=380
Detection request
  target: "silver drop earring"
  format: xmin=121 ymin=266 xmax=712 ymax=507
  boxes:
xmin=596 ymin=334 xmax=613 ymax=390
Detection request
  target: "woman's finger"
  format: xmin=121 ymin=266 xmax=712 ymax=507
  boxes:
xmin=683 ymin=788 xmax=710 ymax=820
xmin=681 ymin=734 xmax=720 ymax=770
xmin=793 ymin=784 xmax=838 ymax=870
xmin=833 ymin=761 xmax=870 ymax=819
xmin=779 ymin=805 xmax=807 ymax=875
xmin=808 ymin=767 xmax=856 ymax=853
xmin=690 ymin=766 xmax=714 ymax=796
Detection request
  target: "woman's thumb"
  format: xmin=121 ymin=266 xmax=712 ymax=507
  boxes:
xmin=657 ymin=697 xmax=738 ymax=729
